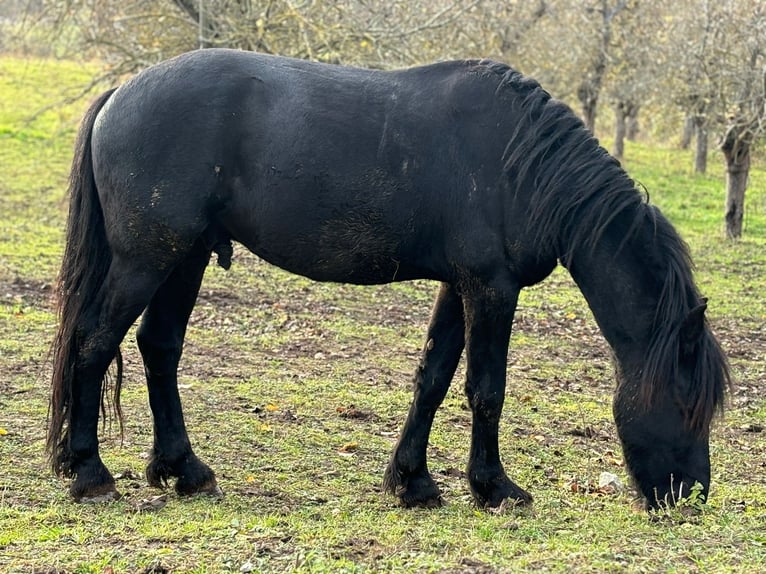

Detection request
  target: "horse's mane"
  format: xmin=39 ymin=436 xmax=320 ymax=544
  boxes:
xmin=468 ymin=61 xmax=642 ymax=263
xmin=639 ymin=226 xmax=731 ymax=435
xmin=640 ymin=214 xmax=730 ymax=433
xmin=472 ymin=61 xmax=730 ymax=433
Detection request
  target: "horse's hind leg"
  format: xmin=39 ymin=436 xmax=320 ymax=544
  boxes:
xmin=64 ymin=259 xmax=164 ymax=502
xmin=137 ymin=239 xmax=220 ymax=497
xmin=463 ymin=285 xmax=532 ymax=508
xmin=383 ymin=283 xmax=465 ymax=507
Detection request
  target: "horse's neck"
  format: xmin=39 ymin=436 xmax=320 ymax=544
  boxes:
xmin=564 ymin=232 xmax=659 ymax=365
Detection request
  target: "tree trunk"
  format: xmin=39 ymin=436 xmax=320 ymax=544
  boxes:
xmin=613 ymin=102 xmax=627 ymax=160
xmin=722 ymin=129 xmax=751 ymax=240
xmin=199 ymin=2 xmax=212 ymax=48
xmin=680 ymin=115 xmax=694 ymax=149
xmin=578 ymin=82 xmax=598 ymax=133
xmin=174 ymin=0 xmax=216 ymax=48
xmin=626 ymin=104 xmax=639 ymax=141
xmin=614 ymin=100 xmax=639 ymax=159
xmin=693 ymin=116 xmax=707 ymax=174
xmin=576 ymin=0 xmax=625 ymax=135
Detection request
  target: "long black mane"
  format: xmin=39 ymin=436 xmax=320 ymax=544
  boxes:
xmin=469 ymin=61 xmax=643 ymax=263
xmin=477 ymin=61 xmax=730 ymax=433
xmin=640 ymin=220 xmax=731 ymax=433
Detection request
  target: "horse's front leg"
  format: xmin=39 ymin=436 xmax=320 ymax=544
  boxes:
xmin=138 ymin=243 xmax=221 ymax=497
xmin=383 ymin=283 xmax=465 ymax=507
xmin=463 ymin=286 xmax=532 ymax=508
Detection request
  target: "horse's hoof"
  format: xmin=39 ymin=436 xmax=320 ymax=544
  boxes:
xmin=471 ymin=475 xmax=533 ymax=509
xmin=69 ymin=463 xmax=121 ymax=503
xmin=78 ymin=490 xmax=123 ymax=504
xmin=71 ymin=481 xmax=121 ymax=503
xmin=147 ymin=452 xmax=221 ymax=498
xmin=196 ymin=481 xmax=224 ymax=499
xmin=177 ymin=477 xmax=223 ymax=499
xmin=383 ymin=468 xmax=444 ymax=508
xmin=397 ymin=490 xmax=445 ymax=509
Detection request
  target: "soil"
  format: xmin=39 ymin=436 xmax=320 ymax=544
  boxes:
xmin=2 ymin=270 xmax=763 ymax=427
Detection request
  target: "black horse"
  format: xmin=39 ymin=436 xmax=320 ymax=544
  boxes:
xmin=48 ymin=49 xmax=730 ymax=510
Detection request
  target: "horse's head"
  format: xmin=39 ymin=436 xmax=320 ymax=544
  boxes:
xmin=612 ymin=301 xmax=729 ymax=510
xmin=613 ymin=390 xmax=712 ymax=510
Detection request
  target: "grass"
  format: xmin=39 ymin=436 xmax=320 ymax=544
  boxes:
xmin=0 ymin=54 xmax=765 ymax=573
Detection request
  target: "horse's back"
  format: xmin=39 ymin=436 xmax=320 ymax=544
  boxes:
xmin=90 ymin=50 xmax=535 ymax=285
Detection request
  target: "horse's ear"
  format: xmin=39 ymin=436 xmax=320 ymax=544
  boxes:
xmin=680 ymin=301 xmax=707 ymax=354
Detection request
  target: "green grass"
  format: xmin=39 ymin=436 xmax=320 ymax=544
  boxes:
xmin=0 ymin=57 xmax=102 ymax=282
xmin=1 ymin=55 xmax=765 ymax=573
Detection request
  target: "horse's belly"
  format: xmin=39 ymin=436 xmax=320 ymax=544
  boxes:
xmin=257 ymin=248 xmax=410 ymax=285
xmin=219 ymin=207 xmax=436 ymax=285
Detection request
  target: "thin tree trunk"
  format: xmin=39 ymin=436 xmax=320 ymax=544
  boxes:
xmin=577 ymin=0 xmax=627 ymax=135
xmin=578 ymin=82 xmax=599 ymax=133
xmin=626 ymin=105 xmax=639 ymax=141
xmin=722 ymin=130 xmax=751 ymax=239
xmin=724 ymin=153 xmax=749 ymax=239
xmin=680 ymin=115 xmax=694 ymax=149
xmin=199 ymin=2 xmax=212 ymax=48
xmin=693 ymin=117 xmax=708 ymax=174
xmin=613 ymin=102 xmax=627 ymax=160
xmin=175 ymin=0 xmax=215 ymax=48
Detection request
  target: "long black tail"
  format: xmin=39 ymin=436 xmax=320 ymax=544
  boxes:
xmin=47 ymin=88 xmax=121 ymax=476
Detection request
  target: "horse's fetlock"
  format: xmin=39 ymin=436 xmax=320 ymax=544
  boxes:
xmin=53 ymin=447 xmax=76 ymax=478
xmin=146 ymin=458 xmax=173 ymax=488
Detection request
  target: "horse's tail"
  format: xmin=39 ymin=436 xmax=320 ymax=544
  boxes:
xmin=47 ymin=88 xmax=121 ymax=476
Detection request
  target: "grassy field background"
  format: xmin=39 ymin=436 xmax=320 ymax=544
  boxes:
xmin=0 ymin=55 xmax=764 ymax=573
